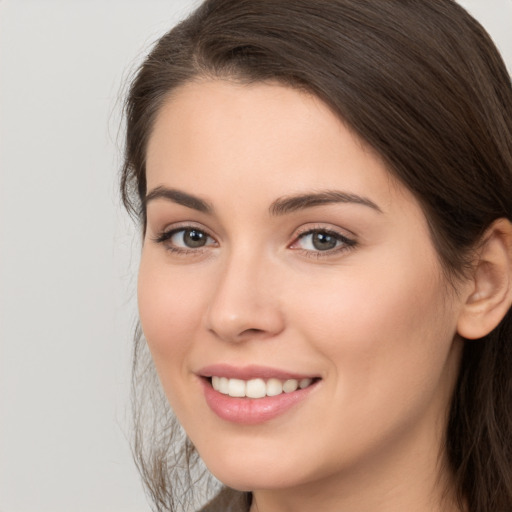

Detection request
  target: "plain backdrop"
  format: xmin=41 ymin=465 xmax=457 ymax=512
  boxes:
xmin=0 ymin=1 xmax=510 ymax=511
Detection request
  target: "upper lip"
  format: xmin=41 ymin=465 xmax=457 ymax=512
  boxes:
xmin=197 ymin=364 xmax=319 ymax=381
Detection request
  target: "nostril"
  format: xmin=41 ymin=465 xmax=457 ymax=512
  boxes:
xmin=241 ymin=328 xmax=265 ymax=336
xmin=205 ymin=294 xmax=285 ymax=342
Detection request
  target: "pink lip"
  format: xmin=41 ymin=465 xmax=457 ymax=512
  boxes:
xmin=198 ymin=363 xmax=317 ymax=381
xmin=197 ymin=365 xmax=320 ymax=425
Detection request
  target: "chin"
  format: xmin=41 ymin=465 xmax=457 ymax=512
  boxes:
xmin=200 ymin=446 xmax=315 ymax=492
xmin=208 ymin=466 xmax=298 ymax=493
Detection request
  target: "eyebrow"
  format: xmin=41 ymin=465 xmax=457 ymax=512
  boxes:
xmin=144 ymin=186 xmax=213 ymax=213
xmin=269 ymin=190 xmax=382 ymax=215
xmin=143 ymin=186 xmax=382 ymax=216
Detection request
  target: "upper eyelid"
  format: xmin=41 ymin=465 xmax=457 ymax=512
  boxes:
xmin=153 ymin=221 xmax=216 ymax=237
xmin=292 ymin=229 xmax=355 ymax=245
xmin=289 ymin=225 xmax=358 ymax=252
xmin=150 ymin=221 xmax=356 ymax=246
xmin=151 ymin=226 xmax=218 ymax=254
xmin=148 ymin=224 xmax=217 ymax=249
xmin=292 ymin=223 xmax=357 ymax=240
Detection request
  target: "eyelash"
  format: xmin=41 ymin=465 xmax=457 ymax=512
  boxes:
xmin=151 ymin=225 xmax=357 ymax=258
xmin=151 ymin=225 xmax=217 ymax=255
xmin=290 ymin=227 xmax=357 ymax=258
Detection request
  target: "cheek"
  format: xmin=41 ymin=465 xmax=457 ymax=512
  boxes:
xmin=137 ymin=253 xmax=204 ymax=371
xmin=280 ymin=254 xmax=460 ymax=467
xmin=292 ymin=248 xmax=457 ymax=401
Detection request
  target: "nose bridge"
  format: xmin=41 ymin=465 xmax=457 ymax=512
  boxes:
xmin=205 ymin=244 xmax=283 ymax=342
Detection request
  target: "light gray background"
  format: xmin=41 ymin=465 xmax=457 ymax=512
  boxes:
xmin=0 ymin=1 xmax=510 ymax=511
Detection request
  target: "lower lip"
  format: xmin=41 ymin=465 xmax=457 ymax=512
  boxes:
xmin=201 ymin=378 xmax=319 ymax=425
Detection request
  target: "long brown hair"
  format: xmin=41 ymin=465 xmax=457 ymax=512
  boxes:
xmin=121 ymin=1 xmax=512 ymax=510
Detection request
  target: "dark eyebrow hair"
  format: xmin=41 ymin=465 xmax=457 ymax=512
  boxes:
xmin=269 ymin=190 xmax=382 ymax=215
xmin=143 ymin=186 xmax=381 ymax=216
xmin=143 ymin=186 xmax=213 ymax=213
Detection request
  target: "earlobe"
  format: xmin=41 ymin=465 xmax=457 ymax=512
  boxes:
xmin=457 ymin=218 xmax=512 ymax=340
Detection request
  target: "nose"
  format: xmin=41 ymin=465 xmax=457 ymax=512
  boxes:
xmin=204 ymin=251 xmax=285 ymax=343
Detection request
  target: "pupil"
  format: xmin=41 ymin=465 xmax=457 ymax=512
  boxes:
xmin=184 ymin=230 xmax=206 ymax=248
xmin=313 ymin=232 xmax=337 ymax=250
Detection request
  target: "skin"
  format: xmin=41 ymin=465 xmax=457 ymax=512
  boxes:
xmin=138 ymin=80 xmax=470 ymax=512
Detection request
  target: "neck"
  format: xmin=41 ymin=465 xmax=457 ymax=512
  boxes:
xmin=249 ymin=339 xmax=466 ymax=512
xmin=250 ymin=464 xmax=461 ymax=512
xmin=249 ymin=421 xmax=463 ymax=512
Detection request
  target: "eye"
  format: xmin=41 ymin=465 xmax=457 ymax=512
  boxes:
xmin=153 ymin=227 xmax=217 ymax=251
xmin=291 ymin=229 xmax=356 ymax=254
xmin=172 ymin=228 xmax=212 ymax=248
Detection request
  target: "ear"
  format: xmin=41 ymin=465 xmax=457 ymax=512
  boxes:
xmin=457 ymin=218 xmax=512 ymax=340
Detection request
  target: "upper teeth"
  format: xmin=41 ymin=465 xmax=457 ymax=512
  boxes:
xmin=211 ymin=377 xmax=313 ymax=398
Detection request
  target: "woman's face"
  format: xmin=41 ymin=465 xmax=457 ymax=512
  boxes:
xmin=139 ymin=80 xmax=466 ymax=495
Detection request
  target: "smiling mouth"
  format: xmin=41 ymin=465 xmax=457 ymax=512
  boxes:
xmin=201 ymin=370 xmax=321 ymax=424
xmin=207 ymin=376 xmax=320 ymax=399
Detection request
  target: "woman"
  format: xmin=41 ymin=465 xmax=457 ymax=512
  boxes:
xmin=121 ymin=1 xmax=512 ymax=511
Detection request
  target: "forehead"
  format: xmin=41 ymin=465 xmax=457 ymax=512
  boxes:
xmin=146 ymin=79 xmax=353 ymax=169
xmin=145 ymin=79 xmax=412 ymax=215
